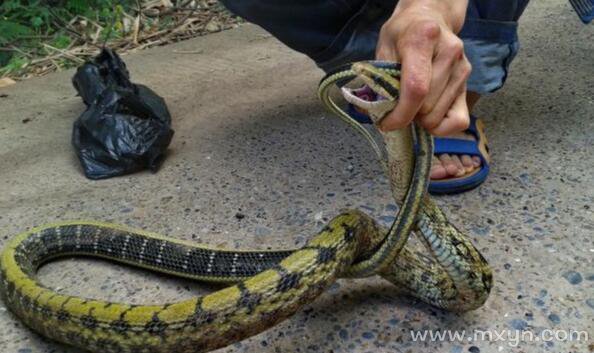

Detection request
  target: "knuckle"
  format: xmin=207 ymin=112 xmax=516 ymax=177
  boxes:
xmin=446 ymin=38 xmax=464 ymax=57
xmin=405 ymin=78 xmax=430 ymax=98
xmin=417 ymin=21 xmax=441 ymax=40
xmin=380 ymin=21 xmax=399 ymax=38
xmin=460 ymin=59 xmax=472 ymax=78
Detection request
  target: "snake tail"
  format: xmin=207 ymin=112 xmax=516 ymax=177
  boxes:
xmin=0 ymin=212 xmax=380 ymax=353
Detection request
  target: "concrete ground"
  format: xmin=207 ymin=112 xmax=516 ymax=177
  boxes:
xmin=0 ymin=1 xmax=592 ymax=353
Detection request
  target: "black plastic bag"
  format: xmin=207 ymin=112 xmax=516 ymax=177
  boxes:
xmin=71 ymin=48 xmax=174 ymax=180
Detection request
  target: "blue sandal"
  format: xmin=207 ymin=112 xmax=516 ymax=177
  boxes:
xmin=429 ymin=116 xmax=490 ymax=194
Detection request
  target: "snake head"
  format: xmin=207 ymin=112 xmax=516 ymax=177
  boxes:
xmin=351 ymin=62 xmax=400 ymax=101
xmin=341 ymin=62 xmax=402 ymax=124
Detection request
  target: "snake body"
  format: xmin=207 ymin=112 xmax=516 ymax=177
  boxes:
xmin=0 ymin=61 xmax=492 ymax=353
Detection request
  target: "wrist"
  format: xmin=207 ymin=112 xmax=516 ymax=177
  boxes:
xmin=392 ymin=0 xmax=468 ymax=33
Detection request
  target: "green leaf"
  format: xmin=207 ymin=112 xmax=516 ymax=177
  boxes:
xmin=31 ymin=16 xmax=44 ymax=28
xmin=0 ymin=55 xmax=29 ymax=76
xmin=0 ymin=51 xmax=14 ymax=67
xmin=0 ymin=0 xmax=21 ymax=12
xmin=52 ymin=34 xmax=71 ymax=49
xmin=0 ymin=21 xmax=33 ymax=44
xmin=66 ymin=0 xmax=87 ymax=15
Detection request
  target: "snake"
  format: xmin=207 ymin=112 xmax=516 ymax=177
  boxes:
xmin=0 ymin=61 xmax=492 ymax=353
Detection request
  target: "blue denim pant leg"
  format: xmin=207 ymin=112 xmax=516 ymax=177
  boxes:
xmin=220 ymin=0 xmax=370 ymax=60
xmin=460 ymin=0 xmax=530 ymax=94
xmin=220 ymin=0 xmax=530 ymax=94
xmin=219 ymin=0 xmax=394 ymax=69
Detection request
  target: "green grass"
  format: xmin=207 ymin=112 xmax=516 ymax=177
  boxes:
xmin=0 ymin=0 xmax=135 ymax=77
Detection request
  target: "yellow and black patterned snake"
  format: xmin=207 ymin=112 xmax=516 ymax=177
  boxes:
xmin=0 ymin=61 xmax=492 ymax=353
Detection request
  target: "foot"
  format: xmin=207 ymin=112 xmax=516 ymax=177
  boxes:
xmin=430 ymin=91 xmax=483 ymax=180
xmin=348 ymin=87 xmax=484 ymax=181
xmin=430 ymin=131 xmax=482 ymax=180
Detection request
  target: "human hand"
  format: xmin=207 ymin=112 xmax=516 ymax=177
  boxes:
xmin=375 ymin=0 xmax=471 ymax=136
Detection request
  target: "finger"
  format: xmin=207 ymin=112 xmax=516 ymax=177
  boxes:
xmin=429 ymin=89 xmax=470 ymax=136
xmin=419 ymin=36 xmax=464 ymax=115
xmin=379 ymin=22 xmax=440 ymax=131
xmin=376 ymin=40 xmax=398 ymax=62
xmin=418 ymin=57 xmax=471 ymax=132
xmin=375 ymin=22 xmax=399 ymax=61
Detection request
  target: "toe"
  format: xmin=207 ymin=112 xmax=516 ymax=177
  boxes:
xmin=450 ymin=155 xmax=466 ymax=177
xmin=439 ymin=154 xmax=460 ymax=176
xmin=431 ymin=130 xmax=487 ymax=183
xmin=430 ymin=164 xmax=449 ymax=180
xmin=461 ymin=155 xmax=475 ymax=173
xmin=430 ymin=155 xmax=448 ymax=180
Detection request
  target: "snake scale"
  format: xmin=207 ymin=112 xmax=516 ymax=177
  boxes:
xmin=0 ymin=61 xmax=492 ymax=353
